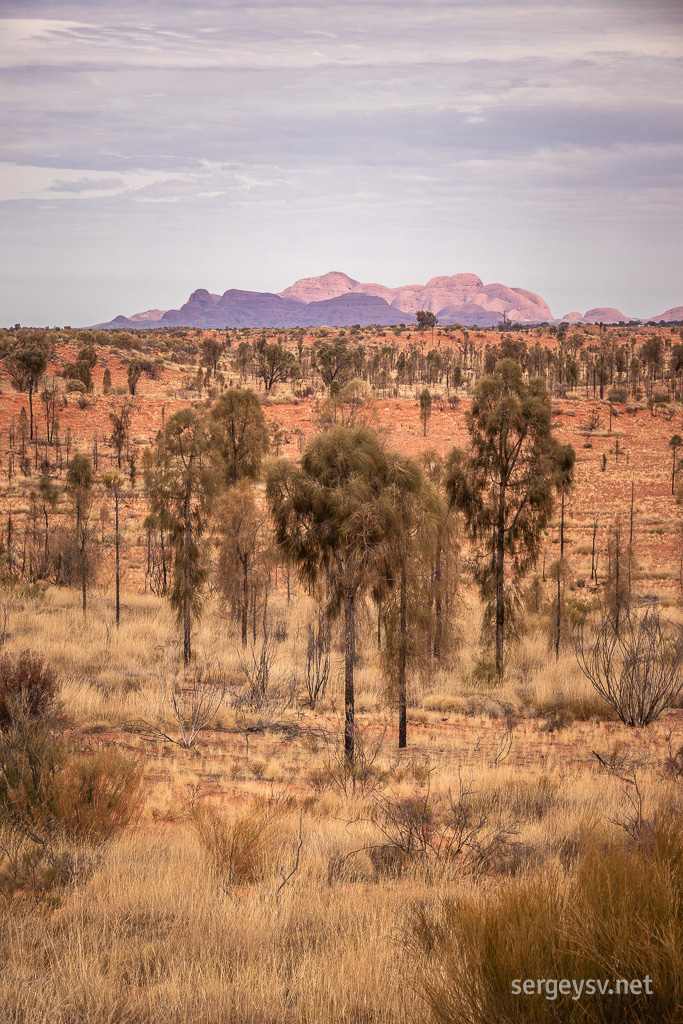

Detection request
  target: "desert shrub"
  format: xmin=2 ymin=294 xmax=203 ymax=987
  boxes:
xmin=190 ymin=797 xmax=294 ymax=885
xmin=66 ymin=379 xmax=87 ymax=394
xmin=0 ymin=713 xmax=143 ymax=849
xmin=46 ymin=745 xmax=144 ymax=844
xmin=0 ymin=650 xmax=58 ymax=729
xmin=366 ymin=776 xmax=518 ymax=880
xmin=573 ymin=605 xmax=683 ymax=725
xmin=310 ymin=723 xmax=390 ymax=797
xmin=410 ymin=816 xmax=683 ymax=1023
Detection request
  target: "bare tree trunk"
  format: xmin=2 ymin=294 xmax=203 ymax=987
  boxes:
xmin=433 ymin=534 xmax=442 ymax=661
xmin=555 ymin=486 xmax=565 ymax=660
xmin=241 ymin=551 xmax=248 ymax=647
xmin=495 ymin=481 xmax=506 ymax=676
xmin=183 ymin=501 xmax=191 ymax=665
xmin=344 ymin=585 xmax=356 ymax=762
xmin=398 ymin=564 xmax=408 ymax=749
xmin=114 ymin=493 xmax=120 ymax=627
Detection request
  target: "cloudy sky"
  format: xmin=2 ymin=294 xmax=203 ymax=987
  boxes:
xmin=1 ymin=0 xmax=682 ymax=326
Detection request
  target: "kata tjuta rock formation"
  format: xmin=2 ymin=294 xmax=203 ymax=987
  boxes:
xmin=91 ymin=271 xmax=554 ymax=329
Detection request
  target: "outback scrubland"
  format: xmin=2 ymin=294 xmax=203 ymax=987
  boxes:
xmin=1 ymin=318 xmax=683 ymax=1023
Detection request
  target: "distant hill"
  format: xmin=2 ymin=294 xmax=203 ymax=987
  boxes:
xmin=90 ymin=272 xmax=554 ymax=329
xmin=89 ymin=272 xmax=682 ymax=329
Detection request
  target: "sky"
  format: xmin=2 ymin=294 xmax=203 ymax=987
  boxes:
xmin=1 ymin=0 xmax=682 ymax=327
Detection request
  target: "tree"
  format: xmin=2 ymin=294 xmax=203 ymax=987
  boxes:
xmin=670 ymin=435 xmax=683 ymax=495
xmin=144 ymin=410 xmax=222 ymax=663
xmin=419 ymin=388 xmax=432 ymax=437
xmin=549 ymin=443 xmax=576 ymax=659
xmin=66 ymin=453 xmax=94 ymax=615
xmin=376 ymin=459 xmax=444 ymax=748
xmin=202 ymin=336 xmax=225 ymax=379
xmin=446 ymin=359 xmax=567 ymax=675
xmin=109 ymin=404 xmax=132 ymax=469
xmin=127 ymin=361 xmax=142 ymax=395
xmin=257 ymin=343 xmax=299 ymax=394
xmin=416 ymin=310 xmax=437 ymax=344
xmin=266 ymin=425 xmax=403 ymax=760
xmin=215 ymin=481 xmax=268 ymax=647
xmin=312 ymin=344 xmax=355 ymax=392
xmin=210 ymin=388 xmax=269 ymax=486
xmin=5 ymin=345 xmax=47 ymax=440
xmin=102 ymin=473 xmax=127 ymax=626
xmin=38 ymin=475 xmax=58 ymax=559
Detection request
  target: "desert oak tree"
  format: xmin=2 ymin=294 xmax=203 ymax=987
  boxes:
xmin=446 ymin=359 xmax=568 ymax=675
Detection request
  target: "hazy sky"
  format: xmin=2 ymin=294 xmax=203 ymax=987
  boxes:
xmin=1 ymin=0 xmax=682 ymax=326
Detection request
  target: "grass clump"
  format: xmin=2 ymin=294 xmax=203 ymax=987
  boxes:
xmin=410 ymin=815 xmax=683 ymax=1023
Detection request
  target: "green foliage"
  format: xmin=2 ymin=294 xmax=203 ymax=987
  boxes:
xmin=446 ymin=359 xmax=572 ymax=672
xmin=145 ymin=409 xmax=223 ymax=661
xmin=210 ymin=388 xmax=269 ymax=485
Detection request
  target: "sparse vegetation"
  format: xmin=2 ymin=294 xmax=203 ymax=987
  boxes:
xmin=0 ymin=323 xmax=683 ymax=1021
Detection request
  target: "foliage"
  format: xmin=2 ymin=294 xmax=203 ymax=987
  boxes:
xmin=446 ymin=359 xmax=571 ymax=673
xmin=410 ymin=816 xmax=683 ymax=1023
xmin=210 ymin=388 xmax=269 ymax=485
xmin=0 ymin=650 xmax=58 ymax=729
xmin=144 ymin=409 xmax=223 ymax=662
xmin=266 ymin=425 xmax=408 ymax=759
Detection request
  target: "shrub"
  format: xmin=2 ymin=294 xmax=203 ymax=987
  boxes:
xmin=410 ymin=817 xmax=683 ymax=1023
xmin=0 ymin=650 xmax=58 ymax=729
xmin=46 ymin=745 xmax=144 ymax=844
xmin=573 ymin=605 xmax=683 ymax=725
xmin=190 ymin=797 xmax=294 ymax=885
xmin=0 ymin=714 xmax=143 ymax=849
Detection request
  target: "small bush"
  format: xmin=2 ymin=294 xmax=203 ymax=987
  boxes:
xmin=0 ymin=715 xmax=143 ymax=848
xmin=410 ymin=816 xmax=683 ymax=1023
xmin=190 ymin=798 xmax=293 ymax=885
xmin=573 ymin=605 xmax=683 ymax=726
xmin=0 ymin=650 xmax=58 ymax=729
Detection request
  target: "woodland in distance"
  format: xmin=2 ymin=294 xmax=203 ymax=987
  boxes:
xmin=1 ymin=315 xmax=683 ymax=1022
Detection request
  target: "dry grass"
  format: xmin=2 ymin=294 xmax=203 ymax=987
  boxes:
xmin=0 ymin=585 xmax=682 ymax=1021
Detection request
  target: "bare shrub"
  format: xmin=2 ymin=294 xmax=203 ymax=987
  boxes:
xmin=0 ymin=650 xmax=58 ymax=729
xmin=573 ymin=604 xmax=683 ymax=725
xmin=149 ymin=660 xmax=231 ymax=750
xmin=368 ymin=774 xmax=518 ymax=878
xmin=303 ymin=610 xmax=330 ymax=707
xmin=309 ymin=722 xmax=389 ymax=798
xmin=234 ymin=631 xmax=295 ymax=714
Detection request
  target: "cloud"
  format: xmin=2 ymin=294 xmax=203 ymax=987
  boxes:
xmin=48 ymin=176 xmax=125 ymax=192
xmin=0 ymin=0 xmax=681 ymax=323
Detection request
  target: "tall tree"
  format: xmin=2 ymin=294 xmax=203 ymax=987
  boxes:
xmin=215 ymin=481 xmax=268 ymax=647
xmin=210 ymin=388 xmax=269 ymax=486
xmin=446 ymin=359 xmax=567 ymax=675
xmin=419 ymin=388 xmax=432 ymax=436
xmin=376 ymin=459 xmax=444 ymax=748
xmin=550 ymin=443 xmax=577 ymax=659
xmin=109 ymin=404 xmax=132 ymax=469
xmin=66 ymin=452 xmax=94 ymax=615
xmin=102 ymin=472 xmax=127 ymax=626
xmin=266 ymin=425 xmax=402 ymax=760
xmin=670 ymin=434 xmax=683 ymax=496
xmin=144 ymin=410 xmax=222 ymax=663
xmin=5 ymin=345 xmax=48 ymax=440
xmin=257 ymin=343 xmax=299 ymax=394
xmin=416 ymin=310 xmax=438 ymax=345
